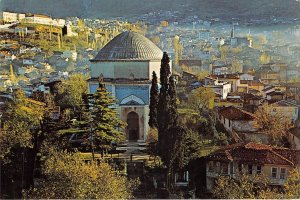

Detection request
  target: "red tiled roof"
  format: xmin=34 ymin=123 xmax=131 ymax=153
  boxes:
xmin=242 ymin=93 xmax=261 ymax=100
xmin=206 ymin=142 xmax=300 ymax=166
xmin=218 ymin=106 xmax=256 ymax=120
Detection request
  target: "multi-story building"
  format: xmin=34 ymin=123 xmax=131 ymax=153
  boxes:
xmin=2 ymin=11 xmax=25 ymax=22
xmin=204 ymin=76 xmax=232 ymax=99
xmin=205 ymin=142 xmax=300 ymax=191
xmin=24 ymin=14 xmax=66 ymax=27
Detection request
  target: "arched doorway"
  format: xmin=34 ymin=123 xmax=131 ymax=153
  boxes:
xmin=127 ymin=112 xmax=139 ymax=141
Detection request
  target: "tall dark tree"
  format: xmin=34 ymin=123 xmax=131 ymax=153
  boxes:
xmin=90 ymin=78 xmax=126 ymax=151
xmin=161 ymin=125 xmax=202 ymax=188
xmin=157 ymin=52 xmax=172 ymax=153
xmin=149 ymin=71 xmax=159 ymax=128
xmin=167 ymin=75 xmax=178 ymax=126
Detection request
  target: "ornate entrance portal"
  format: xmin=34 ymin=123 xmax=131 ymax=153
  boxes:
xmin=127 ymin=112 xmax=139 ymax=141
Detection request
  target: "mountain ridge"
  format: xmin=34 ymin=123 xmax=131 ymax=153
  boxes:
xmin=1 ymin=0 xmax=300 ymax=21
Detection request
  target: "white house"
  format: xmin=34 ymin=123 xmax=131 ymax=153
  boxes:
xmin=19 ymin=46 xmax=28 ymax=54
xmin=5 ymin=54 xmax=16 ymax=61
xmin=217 ymin=106 xmax=258 ymax=133
xmin=2 ymin=11 xmax=25 ymax=22
xmin=24 ymin=14 xmax=65 ymax=27
xmin=204 ymin=76 xmax=232 ymax=99
xmin=61 ymin=50 xmax=77 ymax=61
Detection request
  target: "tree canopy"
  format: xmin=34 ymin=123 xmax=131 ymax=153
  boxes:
xmin=149 ymin=71 xmax=159 ymax=128
xmin=254 ymin=104 xmax=293 ymax=143
xmin=24 ymin=150 xmax=138 ymax=199
xmin=90 ymin=79 xmax=126 ymax=149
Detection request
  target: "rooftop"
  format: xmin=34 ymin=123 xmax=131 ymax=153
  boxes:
xmin=206 ymin=142 xmax=300 ymax=166
xmin=218 ymin=106 xmax=256 ymax=120
xmin=92 ymin=31 xmax=163 ymax=61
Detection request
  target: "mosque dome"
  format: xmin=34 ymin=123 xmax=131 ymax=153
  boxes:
xmin=92 ymin=31 xmax=163 ymax=61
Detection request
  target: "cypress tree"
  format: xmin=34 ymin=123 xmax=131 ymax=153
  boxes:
xmin=157 ymin=52 xmax=171 ymax=153
xmin=167 ymin=75 xmax=178 ymax=126
xmin=90 ymin=78 xmax=126 ymax=150
xmin=149 ymin=71 xmax=159 ymax=128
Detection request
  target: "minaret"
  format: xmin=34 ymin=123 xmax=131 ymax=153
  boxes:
xmin=231 ymin=24 xmax=235 ymax=38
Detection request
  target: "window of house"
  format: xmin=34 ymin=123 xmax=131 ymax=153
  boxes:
xmin=216 ymin=162 xmax=221 ymax=173
xmin=280 ymin=168 xmax=286 ymax=179
xmin=208 ymin=161 xmax=214 ymax=172
xmin=230 ymin=162 xmax=234 ymax=174
xmin=271 ymin=167 xmax=278 ymax=179
xmin=256 ymin=166 xmax=262 ymax=174
xmin=238 ymin=163 xmax=243 ymax=173
xmin=248 ymin=165 xmax=253 ymax=175
xmin=221 ymin=163 xmax=228 ymax=174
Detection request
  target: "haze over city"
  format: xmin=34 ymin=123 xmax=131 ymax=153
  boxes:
xmin=0 ymin=1 xmax=300 ymax=199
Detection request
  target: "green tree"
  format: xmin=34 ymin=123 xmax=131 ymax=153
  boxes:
xmin=254 ymin=104 xmax=293 ymax=143
xmin=283 ymin=168 xmax=300 ymax=199
xmin=90 ymin=79 xmax=126 ymax=151
xmin=213 ymin=173 xmax=280 ymax=199
xmin=55 ymin=74 xmax=88 ymax=118
xmin=24 ymin=150 xmax=138 ymax=199
xmin=157 ymin=52 xmax=171 ymax=153
xmin=149 ymin=71 xmax=159 ymax=128
xmin=0 ymin=89 xmax=46 ymax=197
xmin=189 ymin=87 xmax=215 ymax=110
xmin=162 ymin=126 xmax=202 ymax=188
xmin=167 ymin=75 xmax=178 ymax=126
xmin=259 ymin=52 xmax=271 ymax=64
xmin=0 ymin=89 xmax=45 ymax=157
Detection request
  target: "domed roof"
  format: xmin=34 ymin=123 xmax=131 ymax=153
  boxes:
xmin=92 ymin=31 xmax=163 ymax=61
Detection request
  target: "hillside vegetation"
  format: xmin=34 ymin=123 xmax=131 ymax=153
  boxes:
xmin=1 ymin=0 xmax=300 ymax=20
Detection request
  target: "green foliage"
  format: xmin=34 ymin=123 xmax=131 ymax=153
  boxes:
xmin=55 ymin=74 xmax=88 ymax=116
xmin=283 ymin=168 xmax=300 ymax=199
xmin=24 ymin=150 xmax=138 ymax=199
xmin=0 ymin=89 xmax=44 ymax=160
xmin=149 ymin=71 xmax=159 ymax=128
xmin=254 ymin=104 xmax=293 ymax=143
xmin=213 ymin=173 xmax=280 ymax=199
xmin=188 ymin=87 xmax=215 ymax=110
xmin=90 ymin=80 xmax=126 ymax=148
xmin=213 ymin=169 xmax=300 ymax=199
xmin=214 ymin=132 xmax=229 ymax=146
xmin=157 ymin=52 xmax=172 ymax=151
xmin=167 ymin=76 xmax=178 ymax=126
xmin=161 ymin=126 xmax=202 ymax=171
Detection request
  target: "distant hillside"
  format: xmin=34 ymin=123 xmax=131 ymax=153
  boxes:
xmin=1 ymin=0 xmax=300 ymax=21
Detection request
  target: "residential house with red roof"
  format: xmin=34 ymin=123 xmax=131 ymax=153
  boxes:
xmin=205 ymin=142 xmax=300 ymax=191
xmin=217 ymin=106 xmax=258 ymax=133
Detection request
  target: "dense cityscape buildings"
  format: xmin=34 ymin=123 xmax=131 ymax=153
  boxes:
xmin=0 ymin=2 xmax=300 ymax=199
